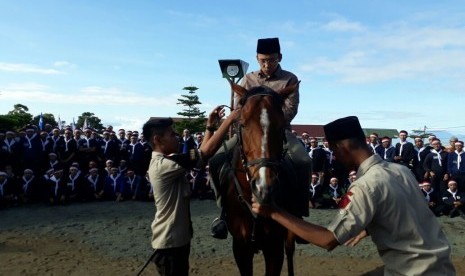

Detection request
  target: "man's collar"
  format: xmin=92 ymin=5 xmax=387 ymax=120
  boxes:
xmin=357 ymin=155 xmax=383 ymax=176
xmin=258 ymin=65 xmax=282 ymax=79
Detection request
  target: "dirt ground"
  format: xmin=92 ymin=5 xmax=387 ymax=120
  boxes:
xmin=1 ymin=200 xmax=464 ymax=275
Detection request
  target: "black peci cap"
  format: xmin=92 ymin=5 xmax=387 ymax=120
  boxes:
xmin=324 ymin=116 xmax=366 ymax=143
xmin=257 ymin=37 xmax=280 ymax=54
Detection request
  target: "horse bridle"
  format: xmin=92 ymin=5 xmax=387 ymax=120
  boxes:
xmin=236 ymin=91 xmax=287 ymax=205
xmin=237 ymin=124 xmax=283 ymax=181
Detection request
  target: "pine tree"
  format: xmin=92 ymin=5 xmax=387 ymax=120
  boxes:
xmin=175 ymin=86 xmax=206 ymax=134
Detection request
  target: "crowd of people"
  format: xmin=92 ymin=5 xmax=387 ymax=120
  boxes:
xmin=1 ymin=121 xmax=464 ymax=219
xmin=0 ymin=123 xmax=214 ymax=208
xmin=5 ymin=121 xmax=458 ymax=273
xmin=0 ymin=124 xmax=146 ymax=207
xmin=298 ymin=130 xmax=465 ymax=218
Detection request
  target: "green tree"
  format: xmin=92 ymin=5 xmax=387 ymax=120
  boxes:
xmin=3 ymin=104 xmax=33 ymax=129
xmin=8 ymin=103 xmax=30 ymax=115
xmin=0 ymin=115 xmax=19 ymax=131
xmin=77 ymin=112 xmax=104 ymax=130
xmin=175 ymin=86 xmax=206 ymax=134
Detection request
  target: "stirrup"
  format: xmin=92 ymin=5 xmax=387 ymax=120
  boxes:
xmin=210 ymin=217 xmax=228 ymax=239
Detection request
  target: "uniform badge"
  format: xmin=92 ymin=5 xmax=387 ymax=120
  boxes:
xmin=338 ymin=191 xmax=353 ymax=209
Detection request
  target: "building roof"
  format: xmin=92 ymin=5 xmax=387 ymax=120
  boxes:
xmin=362 ymin=128 xmax=399 ymax=138
xmin=291 ymin=124 xmax=325 ymax=138
xmin=291 ymin=124 xmax=399 ymax=139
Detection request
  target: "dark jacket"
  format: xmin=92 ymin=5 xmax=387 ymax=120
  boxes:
xmin=395 ymin=141 xmax=415 ymax=167
xmin=424 ymin=151 xmax=449 ymax=175
xmin=309 ymin=147 xmax=326 ymax=173
xmin=447 ymin=151 xmax=465 ymax=177
xmin=378 ymin=146 xmax=396 ymax=162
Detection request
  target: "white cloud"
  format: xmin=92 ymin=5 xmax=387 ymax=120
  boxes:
xmin=1 ymin=83 xmax=180 ymax=107
xmin=108 ymin=116 xmax=148 ymax=132
xmin=53 ymin=61 xmax=76 ymax=69
xmin=2 ymin=82 xmax=50 ymax=91
xmin=323 ymin=19 xmax=365 ymax=32
xmin=362 ymin=26 xmax=465 ymax=50
xmin=0 ymin=83 xmax=187 ymax=131
xmin=0 ymin=62 xmax=64 ymax=74
xmin=301 ymin=50 xmax=465 ymax=83
xmin=299 ymin=23 xmax=465 ymax=85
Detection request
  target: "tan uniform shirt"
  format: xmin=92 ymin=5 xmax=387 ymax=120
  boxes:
xmin=236 ymin=65 xmax=299 ymax=127
xmin=149 ymin=151 xmax=192 ymax=249
xmin=328 ymin=155 xmax=455 ymax=275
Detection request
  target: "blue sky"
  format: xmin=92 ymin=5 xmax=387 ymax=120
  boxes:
xmin=1 ymin=0 xmax=465 ymax=139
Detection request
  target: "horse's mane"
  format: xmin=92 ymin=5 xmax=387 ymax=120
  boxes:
xmin=238 ymin=86 xmax=284 ymax=112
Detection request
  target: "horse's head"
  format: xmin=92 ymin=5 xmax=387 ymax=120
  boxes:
xmin=231 ymin=81 xmax=298 ymax=204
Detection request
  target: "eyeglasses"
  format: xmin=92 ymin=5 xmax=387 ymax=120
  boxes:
xmin=257 ymin=58 xmax=279 ymax=65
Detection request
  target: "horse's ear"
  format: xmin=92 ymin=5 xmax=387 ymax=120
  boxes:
xmin=278 ymin=80 xmax=301 ymax=98
xmin=229 ymin=79 xmax=248 ymax=98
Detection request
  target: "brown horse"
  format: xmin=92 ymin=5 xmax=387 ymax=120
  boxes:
xmin=222 ymin=82 xmax=299 ymax=276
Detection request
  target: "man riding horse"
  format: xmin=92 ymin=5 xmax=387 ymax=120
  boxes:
xmin=210 ymin=37 xmax=311 ymax=239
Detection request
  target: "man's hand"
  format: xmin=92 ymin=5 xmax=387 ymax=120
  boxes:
xmin=206 ymin=106 xmax=226 ymax=128
xmin=424 ymin=172 xmax=430 ymax=179
xmin=251 ymin=196 xmax=275 ymax=218
xmin=221 ymin=108 xmax=240 ymax=127
xmin=344 ymin=230 xmax=368 ymax=247
xmin=309 ymin=201 xmax=315 ymax=209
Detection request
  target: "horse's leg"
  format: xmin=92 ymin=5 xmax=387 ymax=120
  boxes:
xmin=285 ymin=230 xmax=296 ymax=276
xmin=262 ymin=237 xmax=284 ymax=276
xmin=232 ymin=239 xmax=254 ymax=276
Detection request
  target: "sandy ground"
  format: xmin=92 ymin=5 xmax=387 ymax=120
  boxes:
xmin=1 ymin=199 xmax=465 ymax=276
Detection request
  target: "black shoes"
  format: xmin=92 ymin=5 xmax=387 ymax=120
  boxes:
xmin=211 ymin=218 xmax=228 ymax=239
